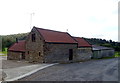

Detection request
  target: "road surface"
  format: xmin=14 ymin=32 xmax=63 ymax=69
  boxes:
xmin=19 ymin=58 xmax=119 ymax=81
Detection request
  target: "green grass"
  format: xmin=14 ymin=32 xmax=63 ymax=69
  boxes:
xmin=0 ymin=52 xmax=7 ymax=56
xmin=114 ymin=52 xmax=120 ymax=57
xmin=102 ymin=57 xmax=115 ymax=59
xmin=0 ymin=48 xmax=7 ymax=56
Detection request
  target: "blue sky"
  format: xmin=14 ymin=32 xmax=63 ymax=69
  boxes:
xmin=0 ymin=0 xmax=119 ymax=42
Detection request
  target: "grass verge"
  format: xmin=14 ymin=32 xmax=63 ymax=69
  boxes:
xmin=114 ymin=52 xmax=120 ymax=57
xmin=93 ymin=51 xmax=120 ymax=60
xmin=0 ymin=48 xmax=7 ymax=56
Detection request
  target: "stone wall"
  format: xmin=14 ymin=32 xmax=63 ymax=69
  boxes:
xmin=43 ymin=43 xmax=77 ymax=63
xmin=74 ymin=47 xmax=92 ymax=61
xmin=25 ymin=28 xmax=44 ymax=63
xmin=7 ymin=51 xmax=22 ymax=60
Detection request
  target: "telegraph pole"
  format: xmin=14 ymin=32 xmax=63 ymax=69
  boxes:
xmin=30 ymin=12 xmax=35 ymax=30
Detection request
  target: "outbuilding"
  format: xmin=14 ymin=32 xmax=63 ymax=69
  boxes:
xmin=7 ymin=40 xmax=26 ymax=60
xmin=92 ymin=45 xmax=115 ymax=59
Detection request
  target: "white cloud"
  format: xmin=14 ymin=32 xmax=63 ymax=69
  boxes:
xmin=0 ymin=0 xmax=119 ymax=41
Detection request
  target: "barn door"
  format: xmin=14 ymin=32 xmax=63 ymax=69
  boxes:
xmin=69 ymin=49 xmax=73 ymax=60
xmin=22 ymin=53 xmax=25 ymax=59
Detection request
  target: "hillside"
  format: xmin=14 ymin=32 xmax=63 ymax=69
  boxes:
xmin=1 ymin=32 xmax=120 ymax=51
xmin=85 ymin=38 xmax=120 ymax=51
xmin=1 ymin=33 xmax=29 ymax=51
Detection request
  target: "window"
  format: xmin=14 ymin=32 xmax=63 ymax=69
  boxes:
xmin=39 ymin=52 xmax=41 ymax=56
xmin=31 ymin=33 xmax=36 ymax=42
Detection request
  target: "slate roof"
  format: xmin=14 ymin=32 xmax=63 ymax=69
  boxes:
xmin=92 ymin=45 xmax=114 ymax=51
xmin=73 ymin=37 xmax=92 ymax=47
xmin=35 ymin=27 xmax=77 ymax=44
xmin=8 ymin=40 xmax=26 ymax=52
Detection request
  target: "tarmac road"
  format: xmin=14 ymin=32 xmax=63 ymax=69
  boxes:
xmin=19 ymin=58 xmax=119 ymax=81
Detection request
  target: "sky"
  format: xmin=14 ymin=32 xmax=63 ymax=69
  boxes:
xmin=0 ymin=0 xmax=119 ymax=42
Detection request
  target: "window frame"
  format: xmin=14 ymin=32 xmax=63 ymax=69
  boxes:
xmin=31 ymin=33 xmax=36 ymax=42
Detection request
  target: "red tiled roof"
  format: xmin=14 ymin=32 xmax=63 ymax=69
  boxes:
xmin=35 ymin=27 xmax=77 ymax=44
xmin=8 ymin=40 xmax=26 ymax=52
xmin=74 ymin=37 xmax=92 ymax=47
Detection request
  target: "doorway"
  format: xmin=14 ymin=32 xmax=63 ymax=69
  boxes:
xmin=21 ymin=53 xmax=25 ymax=59
xmin=69 ymin=49 xmax=73 ymax=60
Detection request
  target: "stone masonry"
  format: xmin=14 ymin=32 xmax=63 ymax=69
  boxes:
xmin=7 ymin=51 xmax=24 ymax=60
xmin=43 ymin=43 xmax=77 ymax=63
xmin=25 ymin=28 xmax=44 ymax=63
xmin=74 ymin=47 xmax=92 ymax=62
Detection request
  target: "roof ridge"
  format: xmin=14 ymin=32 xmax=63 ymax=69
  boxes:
xmin=34 ymin=26 xmax=67 ymax=34
xmin=15 ymin=40 xmax=25 ymax=43
xmin=33 ymin=26 xmax=77 ymax=44
xmin=18 ymin=40 xmax=26 ymax=42
xmin=74 ymin=37 xmax=83 ymax=39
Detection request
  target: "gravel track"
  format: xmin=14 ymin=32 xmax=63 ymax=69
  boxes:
xmin=19 ymin=58 xmax=119 ymax=81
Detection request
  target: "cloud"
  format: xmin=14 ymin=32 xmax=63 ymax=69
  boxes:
xmin=0 ymin=0 xmax=119 ymax=41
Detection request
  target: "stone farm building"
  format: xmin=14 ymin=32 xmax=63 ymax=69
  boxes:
xmin=8 ymin=26 xmax=92 ymax=63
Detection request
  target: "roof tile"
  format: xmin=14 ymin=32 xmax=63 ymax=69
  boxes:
xmin=74 ymin=37 xmax=92 ymax=47
xmin=8 ymin=40 xmax=26 ymax=52
xmin=35 ymin=27 xmax=77 ymax=44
